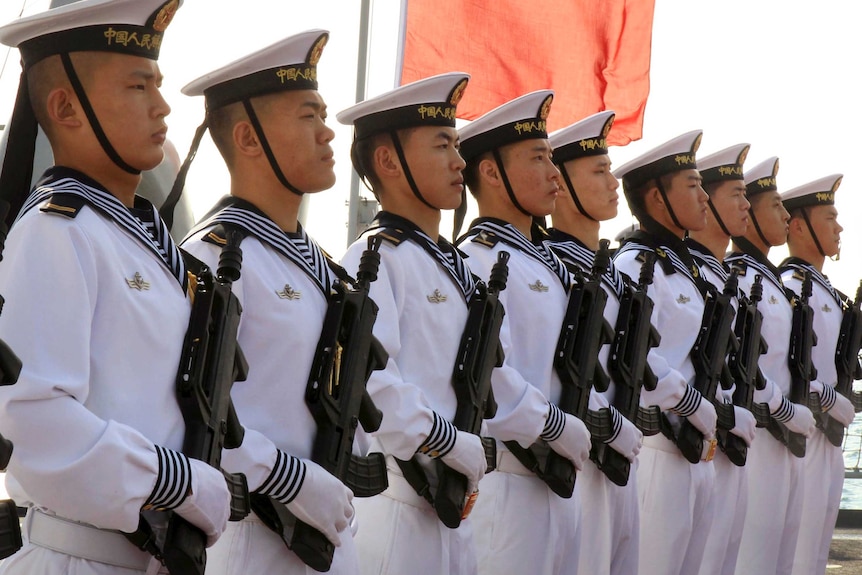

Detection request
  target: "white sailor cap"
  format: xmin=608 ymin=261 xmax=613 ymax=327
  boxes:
xmin=459 ymin=90 xmax=554 ymax=162
xmin=744 ymin=157 xmax=780 ymax=197
xmin=0 ymin=0 xmax=181 ymax=68
xmin=698 ymin=143 xmax=750 ymax=187
xmin=183 ymin=30 xmax=328 ymax=110
xmin=549 ymin=110 xmax=615 ymax=164
xmin=782 ymin=174 xmax=842 ymax=212
xmin=613 ymin=130 xmax=702 ymax=192
xmin=337 ymin=72 xmax=470 ymax=140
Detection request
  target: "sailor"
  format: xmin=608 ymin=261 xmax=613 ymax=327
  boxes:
xmin=457 ymin=90 xmax=592 ymax=575
xmin=779 ymin=175 xmax=856 ymax=575
xmin=727 ymin=156 xmax=817 ymax=575
xmin=546 ymin=110 xmax=643 ymax=575
xmin=0 ymin=1 xmax=232 ymax=573
xmin=179 ymin=30 xmax=358 ymax=574
xmin=612 ymin=130 xmax=717 ymax=575
xmin=336 ymin=73 xmax=491 ymax=575
xmin=684 ymin=143 xmax=758 ymax=575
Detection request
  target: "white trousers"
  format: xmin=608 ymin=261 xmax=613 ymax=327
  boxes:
xmin=735 ymin=428 xmax=805 ymax=575
xmin=472 ymin=454 xmax=581 ymax=575
xmin=206 ymin=511 xmax=360 ymax=575
xmin=636 ymin=435 xmax=716 ymax=575
xmin=353 ymin=466 xmax=478 ymax=575
xmin=576 ymin=459 xmax=639 ymax=575
xmin=790 ymin=430 xmax=844 ymax=575
xmin=698 ymin=450 xmax=749 ymax=575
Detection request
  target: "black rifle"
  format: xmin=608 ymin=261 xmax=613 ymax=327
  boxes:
xmin=724 ymin=274 xmax=769 ymax=466
xmin=435 ymin=250 xmax=508 ymax=527
xmin=824 ymin=280 xmax=862 ymax=445
xmin=601 ymin=251 xmax=662 ymax=486
xmin=676 ymin=270 xmax=739 ymax=464
xmin=151 ymin=229 xmax=251 ymax=575
xmin=253 ymin=236 xmax=390 ymax=572
xmin=785 ymin=271 xmax=817 ymax=458
xmin=0 ymin=233 xmax=23 ymax=559
xmin=506 ymin=241 xmax=613 ymax=498
xmin=396 ymin=251 xmax=509 ymax=529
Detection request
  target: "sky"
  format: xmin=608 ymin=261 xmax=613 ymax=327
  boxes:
xmin=0 ymin=0 xmax=861 ymax=293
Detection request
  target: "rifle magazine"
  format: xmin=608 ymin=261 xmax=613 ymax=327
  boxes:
xmin=715 ymin=403 xmax=736 ymax=431
xmin=0 ymin=499 xmax=21 ymax=560
xmin=853 ymin=391 xmax=862 ymax=413
xmin=635 ymin=406 xmax=663 ymax=436
xmin=345 ymin=453 xmax=388 ymax=498
xmin=224 ymin=470 xmax=250 ymax=521
xmin=751 ymin=403 xmax=772 ymax=428
xmin=584 ymin=409 xmax=615 ymax=442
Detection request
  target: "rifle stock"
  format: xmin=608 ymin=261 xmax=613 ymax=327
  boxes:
xmin=786 ymin=272 xmax=816 ymax=458
xmin=676 ymin=270 xmax=738 ymax=464
xmin=824 ymin=280 xmax=862 ymax=445
xmin=261 ymin=235 xmax=390 ymax=571
xmin=724 ymin=274 xmax=767 ymax=466
xmin=601 ymin=251 xmax=662 ymax=485
xmin=506 ymin=241 xmax=612 ymax=497
xmin=433 ymin=250 xmax=508 ymax=528
xmin=161 ymin=228 xmax=251 ymax=575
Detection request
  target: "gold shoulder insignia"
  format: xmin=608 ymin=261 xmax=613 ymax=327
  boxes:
xmin=40 ymin=193 xmax=86 ymax=218
xmin=792 ymin=270 xmax=805 ymax=281
xmin=375 ymin=228 xmax=406 ymax=247
xmin=276 ymin=284 xmax=302 ymax=300
xmin=202 ymin=230 xmax=227 ymax=246
xmin=529 ymin=280 xmax=549 ymax=293
xmin=472 ymin=230 xmax=500 ymax=248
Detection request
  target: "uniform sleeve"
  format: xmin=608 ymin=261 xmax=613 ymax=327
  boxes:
xmin=0 ymin=215 xmax=187 ymax=532
xmin=461 ymin=245 xmax=553 ymax=447
xmin=340 ymin=244 xmax=438 ymax=461
xmin=614 ymin=253 xmax=690 ymax=411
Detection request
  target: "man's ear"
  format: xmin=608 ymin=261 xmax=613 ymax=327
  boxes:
xmin=478 ymin=156 xmax=501 ymax=187
xmin=373 ymin=144 xmax=401 ymax=179
xmin=233 ymin=121 xmax=261 ymax=157
xmin=45 ymin=88 xmax=82 ymax=128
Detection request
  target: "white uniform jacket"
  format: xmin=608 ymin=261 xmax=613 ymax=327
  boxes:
xmin=0 ymin=167 xmax=192 ymax=533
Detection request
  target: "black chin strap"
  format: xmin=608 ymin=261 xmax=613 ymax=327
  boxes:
xmin=706 ymin=197 xmax=732 ymax=237
xmin=389 ymin=130 xmax=436 ymax=210
xmin=492 ymin=148 xmax=532 ymax=218
xmin=799 ymin=207 xmax=827 ymax=258
xmin=747 ymin=206 xmax=772 ymax=248
xmin=654 ymin=176 xmax=685 ymax=231
xmin=558 ymin=164 xmax=596 ymax=221
xmin=242 ymin=99 xmax=305 ymax=196
xmin=60 ymin=53 xmax=141 ymax=175
xmin=160 ymin=117 xmax=209 ymax=230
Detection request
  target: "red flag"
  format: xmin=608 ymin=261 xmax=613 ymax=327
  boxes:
xmin=400 ymin=0 xmax=655 ymax=146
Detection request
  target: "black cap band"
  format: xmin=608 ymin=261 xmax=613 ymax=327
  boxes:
xmin=353 ymin=103 xmax=457 ymax=141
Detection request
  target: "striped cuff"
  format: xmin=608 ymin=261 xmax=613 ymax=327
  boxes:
xmin=772 ymin=396 xmax=795 ymax=423
xmin=670 ymin=385 xmax=702 ymax=418
xmin=820 ymin=384 xmax=837 ymax=412
xmin=144 ymin=446 xmax=192 ymax=510
xmin=540 ymin=403 xmax=566 ymax=442
xmin=604 ymin=407 xmax=624 ymax=445
xmin=256 ymin=449 xmax=307 ymax=505
xmin=418 ymin=412 xmax=457 ymax=459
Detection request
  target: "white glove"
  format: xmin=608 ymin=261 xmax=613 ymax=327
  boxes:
xmin=607 ymin=413 xmax=643 ymax=463
xmin=286 ymin=459 xmax=354 ymax=549
xmin=827 ymin=392 xmax=856 ymax=427
xmin=174 ymin=459 xmax=231 ymax=548
xmin=548 ymin=413 xmax=591 ymax=471
xmin=686 ymin=398 xmax=717 ymax=439
xmin=784 ymin=402 xmax=816 ymax=438
xmin=729 ymin=406 xmax=757 ymax=447
xmin=439 ymin=431 xmax=487 ymax=496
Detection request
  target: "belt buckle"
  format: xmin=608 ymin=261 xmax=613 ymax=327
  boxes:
xmin=702 ymin=438 xmax=718 ymax=462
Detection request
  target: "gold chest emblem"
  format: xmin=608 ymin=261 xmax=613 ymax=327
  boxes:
xmin=126 ymin=272 xmax=150 ymax=291
xmin=529 ymin=280 xmax=549 ymax=293
xmin=276 ymin=284 xmax=302 ymax=300
xmin=676 ymin=294 xmax=690 ymax=304
xmin=427 ymin=289 xmax=448 ymax=304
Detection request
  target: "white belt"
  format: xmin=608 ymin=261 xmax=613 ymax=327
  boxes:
xmin=495 ymin=450 xmax=538 ymax=476
xmin=379 ymin=464 xmax=434 ymax=510
xmin=643 ymin=434 xmax=716 ymax=461
xmin=27 ymin=508 xmax=155 ymax=571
